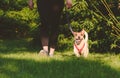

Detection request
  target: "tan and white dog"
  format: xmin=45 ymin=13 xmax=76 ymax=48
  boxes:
xmin=73 ymin=29 xmax=89 ymax=57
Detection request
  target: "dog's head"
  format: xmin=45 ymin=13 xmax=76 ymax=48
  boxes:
xmin=73 ymin=29 xmax=85 ymax=44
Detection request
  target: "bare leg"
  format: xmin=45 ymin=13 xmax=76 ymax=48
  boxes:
xmin=49 ymin=31 xmax=58 ymax=57
xmin=49 ymin=47 xmax=55 ymax=57
xmin=41 ymin=37 xmax=49 ymax=52
xmin=38 ymin=37 xmax=49 ymax=56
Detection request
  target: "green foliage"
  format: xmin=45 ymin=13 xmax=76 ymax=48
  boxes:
xmin=0 ymin=0 xmax=119 ymax=52
xmin=0 ymin=9 xmax=4 ymax=16
xmin=57 ymin=34 xmax=73 ymax=51
xmin=0 ymin=0 xmax=28 ymax=11
xmin=0 ymin=0 xmax=39 ymax=38
xmin=62 ymin=0 xmax=120 ymax=53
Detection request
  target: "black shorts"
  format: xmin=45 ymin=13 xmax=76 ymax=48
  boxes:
xmin=37 ymin=0 xmax=64 ymax=46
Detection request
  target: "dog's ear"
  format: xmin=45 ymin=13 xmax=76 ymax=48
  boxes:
xmin=81 ymin=29 xmax=85 ymax=36
xmin=73 ymin=32 xmax=77 ymax=36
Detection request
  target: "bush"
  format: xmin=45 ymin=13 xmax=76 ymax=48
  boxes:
xmin=0 ymin=0 xmax=119 ymax=53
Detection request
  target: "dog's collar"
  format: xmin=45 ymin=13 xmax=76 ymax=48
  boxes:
xmin=74 ymin=43 xmax=85 ymax=55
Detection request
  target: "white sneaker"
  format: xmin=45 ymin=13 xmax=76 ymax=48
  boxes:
xmin=49 ymin=54 xmax=54 ymax=57
xmin=39 ymin=50 xmax=48 ymax=56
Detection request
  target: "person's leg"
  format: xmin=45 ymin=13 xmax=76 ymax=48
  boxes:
xmin=48 ymin=0 xmax=64 ymax=56
xmin=37 ymin=0 xmax=50 ymax=54
xmin=39 ymin=24 xmax=49 ymax=53
xmin=49 ymin=29 xmax=59 ymax=56
xmin=37 ymin=0 xmax=64 ymax=56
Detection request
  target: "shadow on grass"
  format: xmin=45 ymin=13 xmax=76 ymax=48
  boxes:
xmin=0 ymin=56 xmax=120 ymax=78
xmin=0 ymin=39 xmax=41 ymax=54
xmin=0 ymin=39 xmax=120 ymax=78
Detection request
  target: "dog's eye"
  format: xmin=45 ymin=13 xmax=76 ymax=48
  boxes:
xmin=81 ymin=34 xmax=84 ymax=36
xmin=74 ymin=34 xmax=77 ymax=36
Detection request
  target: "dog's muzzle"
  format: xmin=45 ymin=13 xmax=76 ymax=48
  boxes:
xmin=75 ymin=39 xmax=81 ymax=45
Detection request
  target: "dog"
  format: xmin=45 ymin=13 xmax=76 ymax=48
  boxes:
xmin=72 ymin=29 xmax=89 ymax=57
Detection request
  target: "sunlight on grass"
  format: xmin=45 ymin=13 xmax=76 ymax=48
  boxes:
xmin=0 ymin=51 xmax=120 ymax=71
xmin=0 ymin=51 xmax=120 ymax=78
xmin=0 ymin=51 xmax=67 ymax=63
xmin=87 ymin=53 xmax=120 ymax=72
xmin=0 ymin=39 xmax=120 ymax=78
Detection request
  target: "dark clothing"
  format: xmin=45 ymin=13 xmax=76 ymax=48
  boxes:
xmin=37 ymin=0 xmax=64 ymax=47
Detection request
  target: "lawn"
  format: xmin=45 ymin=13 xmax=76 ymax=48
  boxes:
xmin=0 ymin=39 xmax=120 ymax=78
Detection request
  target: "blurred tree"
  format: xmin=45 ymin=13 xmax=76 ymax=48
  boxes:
xmin=0 ymin=0 xmax=119 ymax=52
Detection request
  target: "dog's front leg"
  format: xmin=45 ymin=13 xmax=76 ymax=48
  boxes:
xmin=83 ymin=48 xmax=89 ymax=57
xmin=74 ymin=48 xmax=80 ymax=57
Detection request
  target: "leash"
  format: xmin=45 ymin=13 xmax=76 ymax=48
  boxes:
xmin=65 ymin=2 xmax=80 ymax=34
xmin=66 ymin=11 xmax=74 ymax=34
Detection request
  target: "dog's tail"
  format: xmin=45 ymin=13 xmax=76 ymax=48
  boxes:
xmin=84 ymin=31 xmax=88 ymax=42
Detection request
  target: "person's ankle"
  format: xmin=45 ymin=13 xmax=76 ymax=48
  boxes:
xmin=49 ymin=52 xmax=54 ymax=57
xmin=43 ymin=46 xmax=48 ymax=52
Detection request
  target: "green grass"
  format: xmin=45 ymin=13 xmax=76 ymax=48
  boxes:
xmin=0 ymin=39 xmax=120 ymax=78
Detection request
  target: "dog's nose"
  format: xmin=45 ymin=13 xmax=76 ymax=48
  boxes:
xmin=78 ymin=36 xmax=80 ymax=39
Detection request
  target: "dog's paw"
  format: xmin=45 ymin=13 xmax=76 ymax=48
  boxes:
xmin=75 ymin=54 xmax=80 ymax=57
